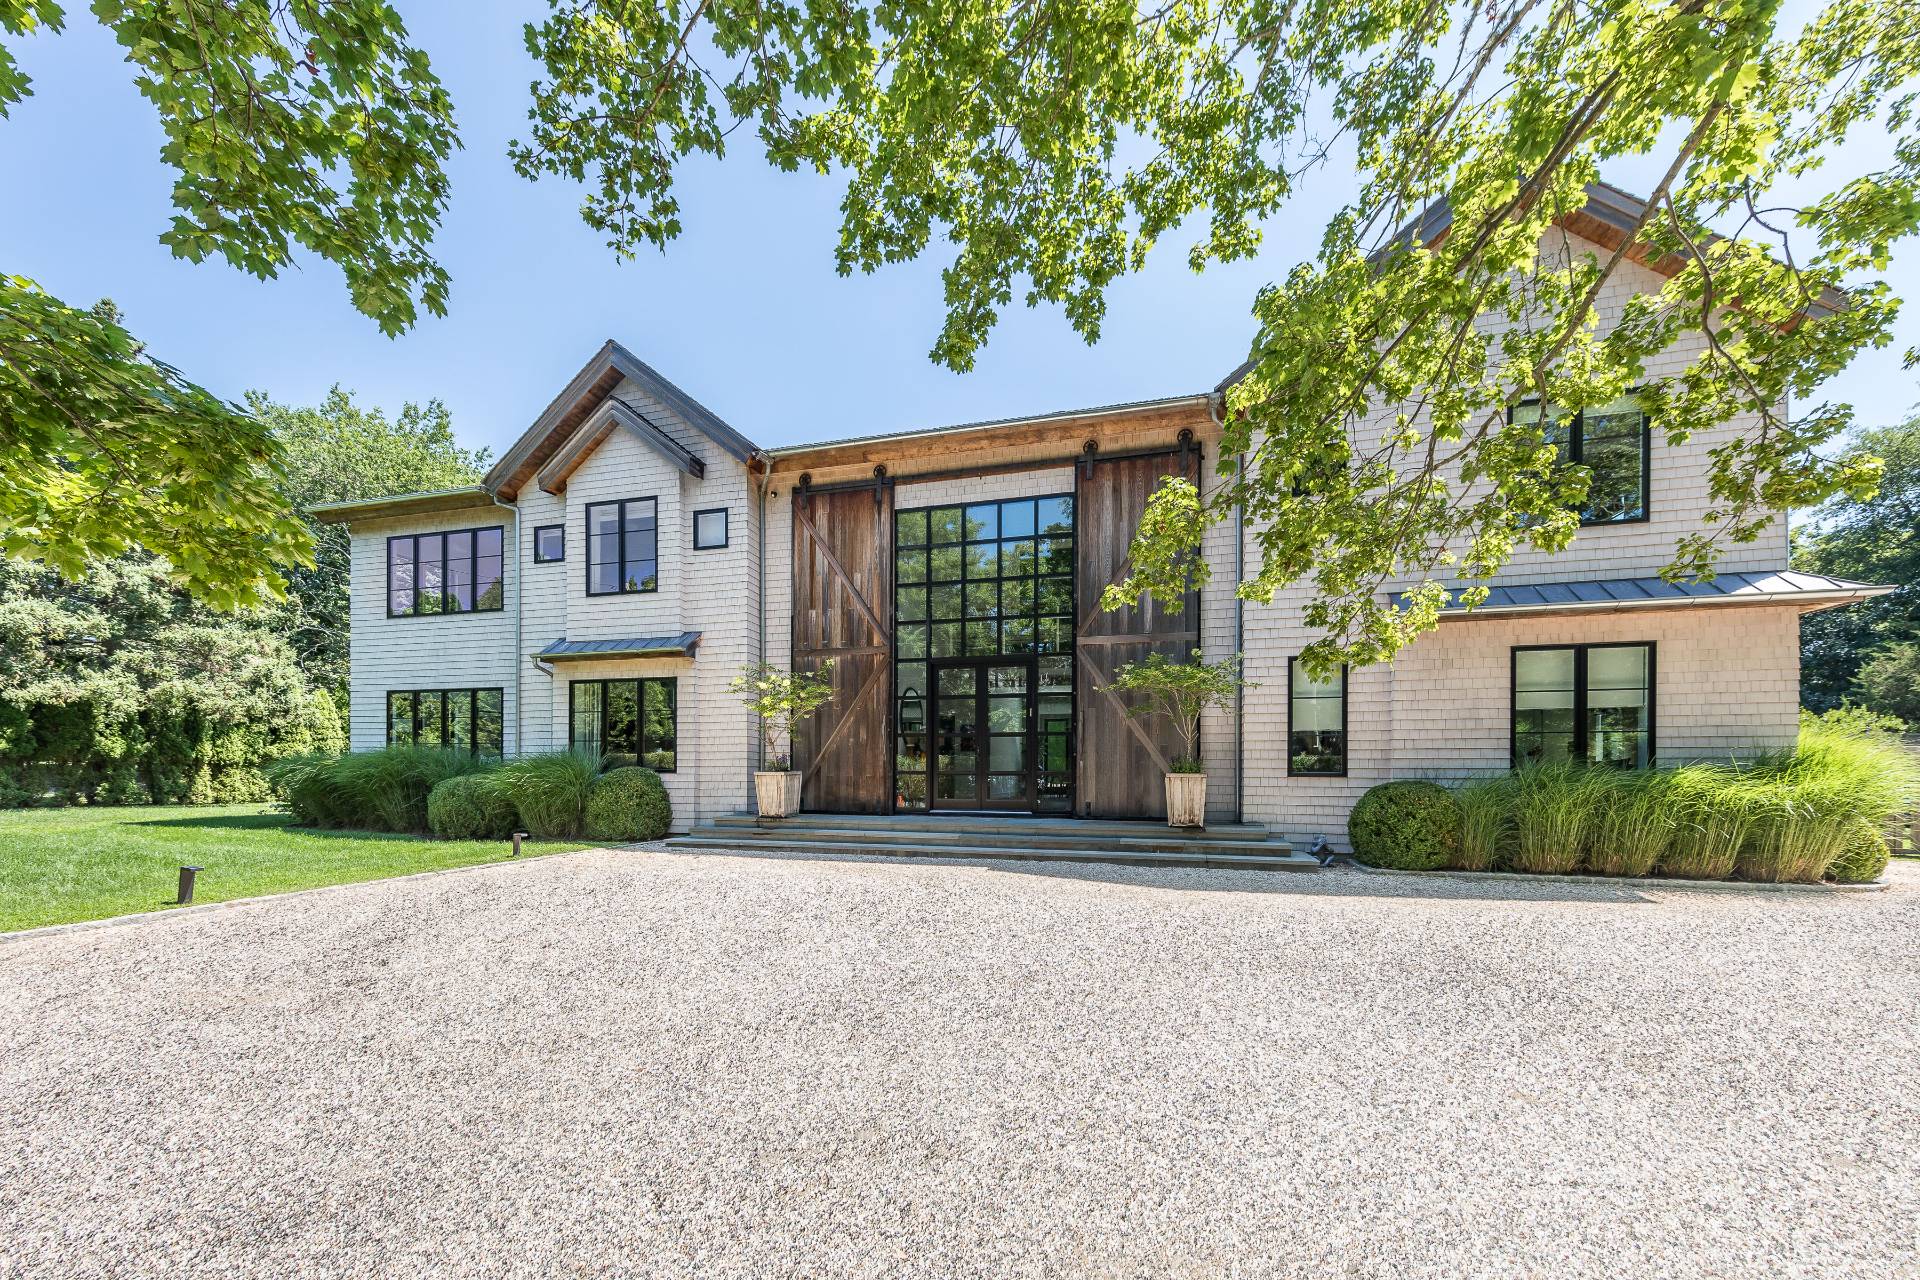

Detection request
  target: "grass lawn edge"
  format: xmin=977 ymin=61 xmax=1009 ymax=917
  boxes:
xmin=0 ymin=841 xmax=637 ymax=944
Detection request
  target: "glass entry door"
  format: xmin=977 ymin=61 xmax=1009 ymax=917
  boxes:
xmin=930 ymin=659 xmax=1035 ymax=811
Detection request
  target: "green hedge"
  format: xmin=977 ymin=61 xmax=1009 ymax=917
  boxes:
xmin=269 ymin=747 xmax=494 ymax=834
xmin=427 ymin=773 xmax=521 ymax=840
xmin=1349 ymin=780 xmax=1461 ymax=870
xmin=584 ymin=767 xmax=672 ymax=842
xmin=481 ymin=752 xmax=601 ymax=838
xmin=1389 ymin=719 xmax=1917 ymax=883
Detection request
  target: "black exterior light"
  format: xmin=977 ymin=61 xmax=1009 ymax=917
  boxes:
xmin=176 ymin=866 xmax=203 ymax=904
xmin=511 ymin=831 xmax=528 ymax=858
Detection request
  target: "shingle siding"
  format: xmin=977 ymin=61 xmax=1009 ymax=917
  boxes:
xmin=345 ymin=228 xmax=1807 ymax=846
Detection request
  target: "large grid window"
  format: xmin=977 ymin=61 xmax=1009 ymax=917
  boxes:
xmin=586 ymin=498 xmax=658 ymax=595
xmin=386 ymin=688 xmax=504 ymax=754
xmin=1288 ymin=659 xmax=1348 ymax=776
xmin=1513 ymin=394 xmax=1650 ymax=525
xmin=386 ymin=527 xmax=504 ymax=617
xmin=892 ymin=495 xmax=1074 ymax=813
xmin=1513 ymin=643 xmax=1654 ymax=767
xmin=569 ymin=678 xmax=677 ymax=771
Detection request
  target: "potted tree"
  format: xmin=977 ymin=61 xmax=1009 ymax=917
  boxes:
xmin=729 ymin=661 xmax=837 ymax=818
xmin=1109 ymin=649 xmax=1251 ymax=828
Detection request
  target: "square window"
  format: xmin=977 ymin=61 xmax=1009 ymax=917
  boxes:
xmin=896 ymin=586 xmax=928 ymax=622
xmin=693 ymin=508 xmax=729 ymax=549
xmin=930 ymin=545 xmax=964 ymax=582
xmin=896 ymin=510 xmax=929 ymax=546
xmin=1037 ymin=496 xmax=1073 ymax=535
xmin=533 ymin=525 xmax=565 ymax=563
xmin=897 ymin=550 xmax=928 ymax=584
xmin=964 ymin=503 xmax=999 ymax=541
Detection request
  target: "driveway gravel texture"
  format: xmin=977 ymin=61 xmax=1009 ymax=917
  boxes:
xmin=3 ymin=849 xmax=1916 ymax=1280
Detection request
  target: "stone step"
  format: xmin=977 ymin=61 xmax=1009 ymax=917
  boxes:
xmin=682 ymin=821 xmax=1294 ymax=860
xmin=664 ymin=832 xmax=1320 ymax=871
xmin=704 ymin=811 xmax=1275 ymax=842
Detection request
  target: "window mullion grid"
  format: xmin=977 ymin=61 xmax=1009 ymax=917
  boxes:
xmin=1573 ymin=646 xmax=1589 ymax=764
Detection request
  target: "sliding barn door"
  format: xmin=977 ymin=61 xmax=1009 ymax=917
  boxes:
xmin=1075 ymin=449 xmax=1202 ymax=819
xmin=791 ymin=484 xmax=894 ymax=813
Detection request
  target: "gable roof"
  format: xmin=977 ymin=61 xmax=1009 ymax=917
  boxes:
xmin=484 ymin=340 xmax=760 ymax=500
xmin=535 ymin=397 xmax=706 ymax=495
xmin=1217 ymin=180 xmax=1847 ymax=392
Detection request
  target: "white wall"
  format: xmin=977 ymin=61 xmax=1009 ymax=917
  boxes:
xmin=347 ymin=505 xmax=519 ymax=752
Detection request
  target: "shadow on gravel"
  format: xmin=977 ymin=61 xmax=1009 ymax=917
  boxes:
xmin=662 ymin=846 xmax=1661 ymax=905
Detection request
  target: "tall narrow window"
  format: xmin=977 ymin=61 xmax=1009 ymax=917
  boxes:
xmin=1512 ymin=644 xmax=1654 ymax=767
xmin=385 ymin=527 xmax=505 ymax=617
xmin=586 ymin=498 xmax=658 ymax=594
xmin=1512 ymin=394 xmax=1650 ymax=524
xmin=385 ymin=689 xmax=504 ymax=754
xmin=1288 ymin=659 xmax=1348 ymax=776
xmin=568 ymin=678 xmax=677 ymax=771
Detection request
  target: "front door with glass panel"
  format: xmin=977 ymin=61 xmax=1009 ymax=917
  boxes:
xmin=929 ymin=659 xmax=1035 ymax=810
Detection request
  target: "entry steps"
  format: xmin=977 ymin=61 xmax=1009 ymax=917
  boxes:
xmin=666 ymin=811 xmax=1319 ymax=870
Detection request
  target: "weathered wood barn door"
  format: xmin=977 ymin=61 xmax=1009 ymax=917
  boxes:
xmin=791 ymin=480 xmax=894 ymax=812
xmin=1075 ymin=444 xmax=1202 ymax=819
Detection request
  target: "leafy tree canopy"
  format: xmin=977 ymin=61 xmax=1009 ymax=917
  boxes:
xmin=513 ymin=0 xmax=1919 ymax=670
xmin=1795 ymin=408 xmax=1920 ymax=711
xmin=4 ymin=0 xmax=1916 ymax=669
xmin=2 ymin=0 xmax=456 ymax=606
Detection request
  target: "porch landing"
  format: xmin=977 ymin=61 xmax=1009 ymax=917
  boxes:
xmin=667 ymin=813 xmax=1319 ymax=870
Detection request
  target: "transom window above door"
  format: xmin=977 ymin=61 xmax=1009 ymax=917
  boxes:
xmin=893 ymin=495 xmax=1075 ymax=662
xmin=586 ymin=498 xmax=658 ymax=594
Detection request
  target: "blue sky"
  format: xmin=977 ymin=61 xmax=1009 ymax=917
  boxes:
xmin=3 ymin=4 xmax=1916 ymax=464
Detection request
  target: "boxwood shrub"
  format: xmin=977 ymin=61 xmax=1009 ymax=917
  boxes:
xmin=1827 ymin=819 xmax=1890 ymax=884
xmin=427 ymin=773 xmax=521 ymax=840
xmin=1348 ymin=780 xmax=1461 ymax=871
xmin=584 ymin=767 xmax=673 ymax=842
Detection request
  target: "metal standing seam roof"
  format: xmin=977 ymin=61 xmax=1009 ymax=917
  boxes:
xmin=1397 ymin=571 xmax=1894 ymax=616
xmin=534 ymin=633 xmax=703 ymax=661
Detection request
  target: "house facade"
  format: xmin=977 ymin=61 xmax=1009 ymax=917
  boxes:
xmin=313 ymin=188 xmax=1889 ymax=844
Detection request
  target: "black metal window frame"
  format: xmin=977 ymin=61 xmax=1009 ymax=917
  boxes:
xmin=385 ymin=526 xmax=506 ymax=618
xmin=567 ymin=677 xmax=679 ymax=772
xmin=532 ymin=523 xmax=565 ymax=563
xmin=1286 ymin=657 xmax=1349 ymax=777
xmin=691 ymin=506 xmax=729 ymax=550
xmin=384 ymin=687 xmax=505 ymax=754
xmin=1510 ymin=393 xmax=1652 ymax=526
xmin=584 ymin=497 xmax=660 ymax=596
xmin=1510 ymin=642 xmax=1658 ymax=768
xmin=889 ymin=493 xmax=1077 ymax=814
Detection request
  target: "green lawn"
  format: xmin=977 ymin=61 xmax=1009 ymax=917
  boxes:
xmin=0 ymin=805 xmax=589 ymax=933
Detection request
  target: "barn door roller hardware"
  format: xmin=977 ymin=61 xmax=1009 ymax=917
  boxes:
xmin=1079 ymin=439 xmax=1099 ymax=479
xmin=871 ymin=464 xmax=892 ymax=508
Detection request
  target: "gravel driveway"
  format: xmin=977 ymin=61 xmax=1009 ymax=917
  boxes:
xmin=3 ymin=848 xmax=1916 ymax=1279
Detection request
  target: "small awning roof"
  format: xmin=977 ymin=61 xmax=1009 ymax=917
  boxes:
xmin=534 ymin=633 xmax=702 ymax=661
xmin=1402 ymin=570 xmax=1893 ymax=619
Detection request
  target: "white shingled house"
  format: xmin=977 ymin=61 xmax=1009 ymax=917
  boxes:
xmin=311 ymin=184 xmax=1891 ymax=850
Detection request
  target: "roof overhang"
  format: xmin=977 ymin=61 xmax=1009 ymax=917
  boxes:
xmin=308 ymin=485 xmax=496 ymax=525
xmin=536 ymin=398 xmax=705 ymax=496
xmin=534 ymin=633 xmax=703 ymax=662
xmin=766 ymin=394 xmax=1214 ymax=475
xmin=1404 ymin=571 xmax=1894 ymax=621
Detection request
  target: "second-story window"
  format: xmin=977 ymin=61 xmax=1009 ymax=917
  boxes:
xmin=1513 ymin=393 xmax=1650 ymax=525
xmin=586 ymin=498 xmax=658 ymax=595
xmin=533 ymin=524 xmax=565 ymax=563
xmin=387 ymin=527 xmax=504 ymax=617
